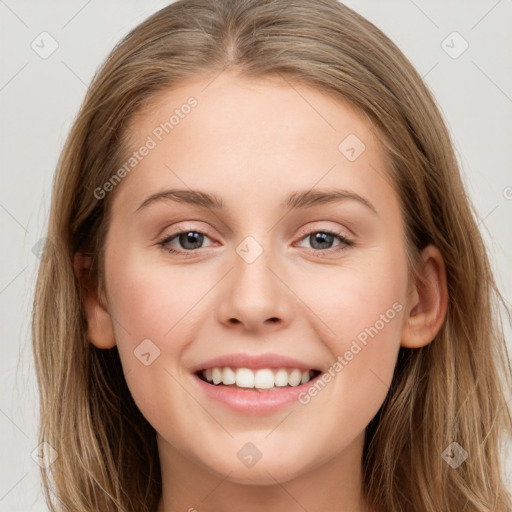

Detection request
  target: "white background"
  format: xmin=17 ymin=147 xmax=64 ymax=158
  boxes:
xmin=1 ymin=0 xmax=511 ymax=510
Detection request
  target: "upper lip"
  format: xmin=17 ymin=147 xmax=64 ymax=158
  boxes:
xmin=190 ymin=353 xmax=322 ymax=373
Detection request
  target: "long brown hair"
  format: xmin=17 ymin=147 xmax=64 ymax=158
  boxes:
xmin=32 ymin=0 xmax=512 ymax=510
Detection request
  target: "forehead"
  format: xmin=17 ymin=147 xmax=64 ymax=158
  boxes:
xmin=111 ymin=71 xmax=396 ymax=219
xmin=128 ymin=72 xmax=375 ymax=154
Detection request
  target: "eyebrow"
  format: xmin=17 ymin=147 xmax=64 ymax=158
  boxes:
xmin=134 ymin=187 xmax=377 ymax=215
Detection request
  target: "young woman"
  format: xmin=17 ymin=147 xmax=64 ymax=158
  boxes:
xmin=32 ymin=0 xmax=512 ymax=510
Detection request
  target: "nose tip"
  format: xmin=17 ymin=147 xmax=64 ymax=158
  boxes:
xmin=216 ymin=243 xmax=296 ymax=332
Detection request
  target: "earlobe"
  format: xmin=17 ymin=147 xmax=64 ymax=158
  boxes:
xmin=73 ymin=251 xmax=116 ymax=349
xmin=401 ymin=245 xmax=448 ymax=349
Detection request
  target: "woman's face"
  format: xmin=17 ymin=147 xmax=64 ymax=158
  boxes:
xmin=101 ymin=71 xmax=411 ymax=485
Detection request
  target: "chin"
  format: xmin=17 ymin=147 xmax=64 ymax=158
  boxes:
xmin=206 ymin=457 xmax=309 ymax=486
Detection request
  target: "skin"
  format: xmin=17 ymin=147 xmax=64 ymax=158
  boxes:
xmin=75 ymin=71 xmax=448 ymax=512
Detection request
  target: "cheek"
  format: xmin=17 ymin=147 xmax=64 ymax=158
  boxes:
xmin=106 ymin=249 xmax=204 ymax=344
xmin=296 ymin=244 xmax=407 ymax=343
xmin=103 ymin=253 xmax=203 ymax=417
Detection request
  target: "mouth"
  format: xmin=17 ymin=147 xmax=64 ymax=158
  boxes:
xmin=195 ymin=367 xmax=323 ymax=392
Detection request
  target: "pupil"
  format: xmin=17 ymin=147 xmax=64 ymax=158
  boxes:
xmin=181 ymin=231 xmax=203 ymax=249
xmin=312 ymin=232 xmax=333 ymax=249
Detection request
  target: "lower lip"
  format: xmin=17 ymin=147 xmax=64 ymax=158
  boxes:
xmin=192 ymin=372 xmax=322 ymax=415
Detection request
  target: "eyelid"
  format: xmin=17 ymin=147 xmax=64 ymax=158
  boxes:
xmin=156 ymin=221 xmax=214 ymax=240
xmin=295 ymin=222 xmax=353 ymax=240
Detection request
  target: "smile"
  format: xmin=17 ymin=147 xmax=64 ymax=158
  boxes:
xmin=192 ymin=367 xmax=324 ymax=415
xmin=197 ymin=367 xmax=322 ymax=391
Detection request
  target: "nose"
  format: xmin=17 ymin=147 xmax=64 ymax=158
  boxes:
xmin=215 ymin=242 xmax=296 ymax=333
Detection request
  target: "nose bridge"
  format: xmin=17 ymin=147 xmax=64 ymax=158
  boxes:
xmin=233 ymin=233 xmax=279 ymax=301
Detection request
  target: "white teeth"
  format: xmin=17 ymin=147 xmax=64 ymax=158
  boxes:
xmin=200 ymin=367 xmax=317 ymax=389
xmin=212 ymin=367 xmax=222 ymax=385
xmin=235 ymin=368 xmax=254 ymax=388
xmin=274 ymin=368 xmax=289 ymax=387
xmin=288 ymin=369 xmax=302 ymax=386
xmin=222 ymin=367 xmax=236 ymax=385
xmin=254 ymin=369 xmax=275 ymax=389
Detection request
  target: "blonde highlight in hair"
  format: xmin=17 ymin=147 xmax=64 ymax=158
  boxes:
xmin=32 ymin=1 xmax=512 ymax=510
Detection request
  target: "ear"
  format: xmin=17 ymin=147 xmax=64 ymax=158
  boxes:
xmin=401 ymin=245 xmax=448 ymax=348
xmin=73 ymin=251 xmax=116 ymax=349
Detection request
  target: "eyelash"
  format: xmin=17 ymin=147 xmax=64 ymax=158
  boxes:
xmin=156 ymin=228 xmax=354 ymax=257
